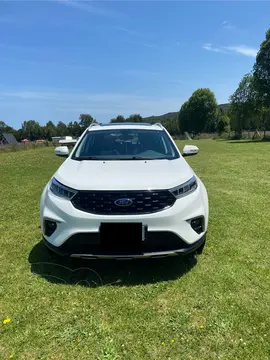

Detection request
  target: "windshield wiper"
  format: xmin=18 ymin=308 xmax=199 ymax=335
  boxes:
xmin=131 ymin=156 xmax=155 ymax=160
xmin=74 ymin=156 xmax=101 ymax=161
xmin=131 ymin=156 xmax=172 ymax=160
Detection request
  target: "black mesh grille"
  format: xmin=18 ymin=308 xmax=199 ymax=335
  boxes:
xmin=71 ymin=190 xmax=176 ymax=215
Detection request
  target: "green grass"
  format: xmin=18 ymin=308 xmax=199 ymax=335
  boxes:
xmin=0 ymin=140 xmax=269 ymax=360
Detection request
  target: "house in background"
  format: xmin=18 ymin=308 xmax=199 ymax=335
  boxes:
xmin=0 ymin=132 xmax=18 ymax=146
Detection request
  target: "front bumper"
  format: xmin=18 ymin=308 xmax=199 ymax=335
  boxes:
xmin=43 ymin=233 xmax=206 ymax=259
xmin=40 ymin=178 xmax=209 ymax=258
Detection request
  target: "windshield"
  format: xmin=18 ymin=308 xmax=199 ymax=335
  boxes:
xmin=72 ymin=129 xmax=179 ymax=160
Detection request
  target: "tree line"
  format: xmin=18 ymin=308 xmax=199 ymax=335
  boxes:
xmin=110 ymin=114 xmax=180 ymax=135
xmin=229 ymin=29 xmax=270 ymax=138
xmin=1 ymin=29 xmax=270 ymax=141
xmin=0 ymin=112 xmax=180 ymax=141
xmin=0 ymin=114 xmax=97 ymax=142
xmin=178 ymin=29 xmax=270 ymax=138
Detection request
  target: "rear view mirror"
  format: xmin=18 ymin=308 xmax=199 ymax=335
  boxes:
xmin=54 ymin=146 xmax=69 ymax=157
xmin=182 ymin=145 xmax=199 ymax=156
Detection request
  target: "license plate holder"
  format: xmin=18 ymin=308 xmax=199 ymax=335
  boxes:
xmin=100 ymin=223 xmax=146 ymax=253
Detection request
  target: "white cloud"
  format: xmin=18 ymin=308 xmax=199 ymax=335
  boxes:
xmin=221 ymin=20 xmax=236 ymax=31
xmin=1 ymin=90 xmax=182 ymax=119
xmin=57 ymin=94 xmax=182 ymax=118
xmin=202 ymin=43 xmax=226 ymax=53
xmin=203 ymin=43 xmax=258 ymax=57
xmin=224 ymin=24 xmax=235 ymax=31
xmin=56 ymin=0 xmax=123 ymax=18
xmin=223 ymin=45 xmax=258 ymax=58
xmin=3 ymin=91 xmax=60 ymax=100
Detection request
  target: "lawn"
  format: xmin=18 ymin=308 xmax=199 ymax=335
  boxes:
xmin=0 ymin=140 xmax=269 ymax=360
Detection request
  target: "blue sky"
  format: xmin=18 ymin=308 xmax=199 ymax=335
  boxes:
xmin=1 ymin=0 xmax=270 ymax=128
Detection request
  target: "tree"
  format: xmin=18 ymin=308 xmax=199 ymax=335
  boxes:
xmin=110 ymin=115 xmax=126 ymax=123
xmin=178 ymin=101 xmax=192 ymax=134
xmin=229 ymin=73 xmax=258 ymax=137
xmin=178 ymin=88 xmax=218 ymax=135
xmin=0 ymin=121 xmax=5 ymax=131
xmin=126 ymin=114 xmax=143 ymax=123
xmin=217 ymin=113 xmax=230 ymax=135
xmin=79 ymin=114 xmax=95 ymax=131
xmin=161 ymin=117 xmax=179 ymax=135
xmin=0 ymin=121 xmax=15 ymax=133
xmin=13 ymin=128 xmax=23 ymax=141
xmin=56 ymin=121 xmax=68 ymax=136
xmin=44 ymin=121 xmax=57 ymax=140
xmin=260 ymin=107 xmax=270 ymax=138
xmin=67 ymin=121 xmax=73 ymax=136
xmin=71 ymin=121 xmax=82 ymax=137
xmin=21 ymin=120 xmax=42 ymax=141
xmin=253 ymin=29 xmax=270 ymax=107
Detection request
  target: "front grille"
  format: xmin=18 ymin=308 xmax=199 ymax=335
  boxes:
xmin=71 ymin=190 xmax=176 ymax=215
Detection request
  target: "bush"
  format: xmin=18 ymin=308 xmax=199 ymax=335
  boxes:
xmin=0 ymin=141 xmax=53 ymax=153
xmin=217 ymin=114 xmax=230 ymax=136
xmin=229 ymin=134 xmax=242 ymax=140
xmin=11 ymin=145 xmax=19 ymax=152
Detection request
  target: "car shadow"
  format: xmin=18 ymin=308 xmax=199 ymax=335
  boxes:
xmin=28 ymin=240 xmax=197 ymax=287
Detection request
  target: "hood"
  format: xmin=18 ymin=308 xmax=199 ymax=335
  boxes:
xmin=55 ymin=158 xmax=194 ymax=191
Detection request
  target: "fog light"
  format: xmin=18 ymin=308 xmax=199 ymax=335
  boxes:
xmin=190 ymin=217 xmax=204 ymax=234
xmin=44 ymin=220 xmax=57 ymax=237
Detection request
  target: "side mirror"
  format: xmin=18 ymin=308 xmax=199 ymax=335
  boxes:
xmin=54 ymin=146 xmax=69 ymax=157
xmin=182 ymin=145 xmax=199 ymax=157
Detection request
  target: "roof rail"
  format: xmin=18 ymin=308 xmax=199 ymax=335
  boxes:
xmin=153 ymin=122 xmax=163 ymax=128
xmin=101 ymin=122 xmax=152 ymax=126
xmin=88 ymin=122 xmax=99 ymax=129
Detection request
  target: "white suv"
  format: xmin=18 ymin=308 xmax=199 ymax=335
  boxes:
xmin=40 ymin=123 xmax=208 ymax=259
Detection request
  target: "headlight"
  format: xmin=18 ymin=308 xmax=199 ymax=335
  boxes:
xmin=49 ymin=178 xmax=77 ymax=200
xmin=170 ymin=175 xmax=198 ymax=199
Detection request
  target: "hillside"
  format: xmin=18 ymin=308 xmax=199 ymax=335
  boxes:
xmin=143 ymin=103 xmax=229 ymax=123
xmin=218 ymin=103 xmax=230 ymax=113
xmin=143 ymin=112 xmax=178 ymax=123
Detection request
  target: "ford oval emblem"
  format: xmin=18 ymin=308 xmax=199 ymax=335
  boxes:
xmin=114 ymin=198 xmax=133 ymax=207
